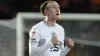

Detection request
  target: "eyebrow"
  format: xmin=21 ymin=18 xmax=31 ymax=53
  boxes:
xmin=51 ymin=4 xmax=60 ymax=8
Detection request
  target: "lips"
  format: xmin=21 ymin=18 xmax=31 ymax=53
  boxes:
xmin=56 ymin=13 xmax=60 ymax=15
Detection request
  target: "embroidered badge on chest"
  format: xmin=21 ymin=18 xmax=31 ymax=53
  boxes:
xmin=51 ymin=31 xmax=56 ymax=36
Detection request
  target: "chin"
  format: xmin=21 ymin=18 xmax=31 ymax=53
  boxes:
xmin=53 ymin=16 xmax=60 ymax=21
xmin=57 ymin=18 xmax=60 ymax=20
xmin=56 ymin=17 xmax=60 ymax=20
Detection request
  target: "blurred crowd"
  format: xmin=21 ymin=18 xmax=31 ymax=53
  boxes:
xmin=0 ymin=0 xmax=100 ymax=56
xmin=0 ymin=0 xmax=100 ymax=19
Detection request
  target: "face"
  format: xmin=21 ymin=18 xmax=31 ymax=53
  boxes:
xmin=45 ymin=2 xmax=60 ymax=21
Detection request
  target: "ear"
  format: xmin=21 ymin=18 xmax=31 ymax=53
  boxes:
xmin=44 ymin=9 xmax=48 ymax=16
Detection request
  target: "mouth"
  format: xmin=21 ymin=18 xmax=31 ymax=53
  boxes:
xmin=56 ymin=13 xmax=60 ymax=16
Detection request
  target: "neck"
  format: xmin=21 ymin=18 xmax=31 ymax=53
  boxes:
xmin=45 ymin=17 xmax=56 ymax=27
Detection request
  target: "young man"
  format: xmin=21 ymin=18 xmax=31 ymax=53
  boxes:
xmin=29 ymin=1 xmax=74 ymax=56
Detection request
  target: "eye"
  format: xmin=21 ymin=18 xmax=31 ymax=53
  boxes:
xmin=58 ymin=7 xmax=60 ymax=9
xmin=52 ymin=6 xmax=55 ymax=8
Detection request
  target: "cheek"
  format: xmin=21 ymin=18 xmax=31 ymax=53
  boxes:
xmin=49 ymin=10 xmax=56 ymax=15
xmin=48 ymin=12 xmax=55 ymax=16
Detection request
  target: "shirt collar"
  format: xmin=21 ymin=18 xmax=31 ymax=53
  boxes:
xmin=43 ymin=20 xmax=57 ymax=28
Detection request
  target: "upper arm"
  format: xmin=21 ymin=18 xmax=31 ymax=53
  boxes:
xmin=29 ymin=26 xmax=41 ymax=53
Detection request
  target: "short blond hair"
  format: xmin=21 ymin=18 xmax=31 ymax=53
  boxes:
xmin=40 ymin=0 xmax=56 ymax=15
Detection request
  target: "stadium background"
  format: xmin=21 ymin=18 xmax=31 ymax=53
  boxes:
xmin=0 ymin=0 xmax=100 ymax=56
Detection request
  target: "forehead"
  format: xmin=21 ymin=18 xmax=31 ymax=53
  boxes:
xmin=46 ymin=2 xmax=60 ymax=8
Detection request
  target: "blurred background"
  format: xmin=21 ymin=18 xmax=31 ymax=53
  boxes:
xmin=0 ymin=0 xmax=100 ymax=56
xmin=0 ymin=0 xmax=100 ymax=19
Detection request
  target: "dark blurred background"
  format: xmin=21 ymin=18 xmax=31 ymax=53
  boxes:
xmin=0 ymin=0 xmax=100 ymax=56
xmin=0 ymin=0 xmax=100 ymax=19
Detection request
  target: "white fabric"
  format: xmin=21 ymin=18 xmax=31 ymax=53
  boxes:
xmin=60 ymin=46 xmax=70 ymax=56
xmin=29 ymin=20 xmax=70 ymax=56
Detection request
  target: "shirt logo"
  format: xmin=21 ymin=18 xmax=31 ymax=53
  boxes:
xmin=31 ymin=31 xmax=36 ymax=37
xmin=51 ymin=31 xmax=56 ymax=36
xmin=31 ymin=38 xmax=36 ymax=40
xmin=30 ymin=38 xmax=38 ymax=43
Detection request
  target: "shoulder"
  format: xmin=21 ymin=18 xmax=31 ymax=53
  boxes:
xmin=29 ymin=21 xmax=44 ymax=33
xmin=31 ymin=21 xmax=44 ymax=30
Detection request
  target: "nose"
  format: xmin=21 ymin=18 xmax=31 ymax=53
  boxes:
xmin=56 ymin=8 xmax=60 ymax=12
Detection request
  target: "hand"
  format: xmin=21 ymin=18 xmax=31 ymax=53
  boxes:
xmin=64 ymin=38 xmax=74 ymax=49
xmin=51 ymin=35 xmax=59 ymax=45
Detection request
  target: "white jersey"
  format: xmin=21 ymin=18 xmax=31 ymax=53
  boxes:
xmin=29 ymin=20 xmax=70 ymax=56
